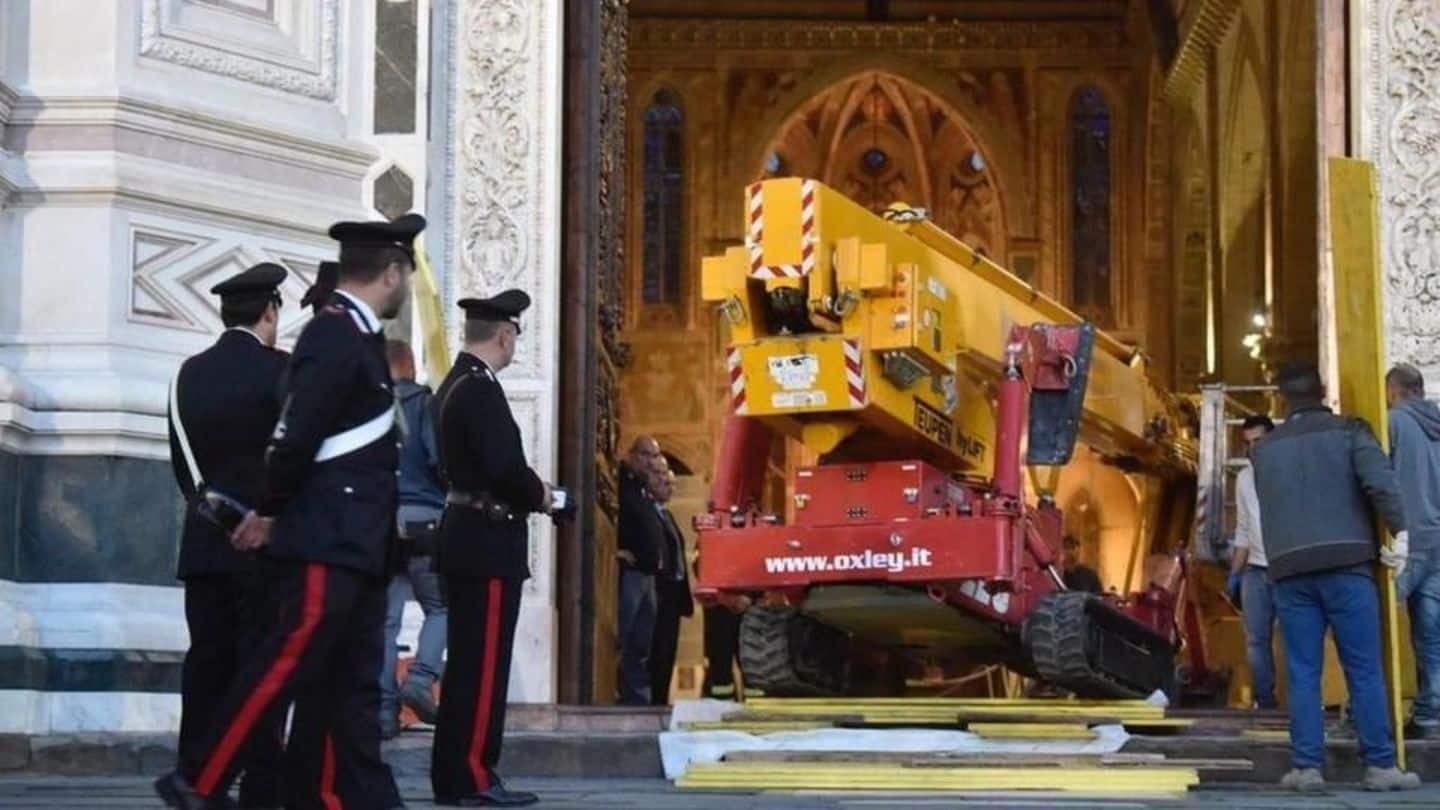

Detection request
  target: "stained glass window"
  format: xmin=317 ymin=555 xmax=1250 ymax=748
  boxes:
xmin=642 ymin=89 xmax=685 ymax=306
xmin=1070 ymin=86 xmax=1112 ymax=323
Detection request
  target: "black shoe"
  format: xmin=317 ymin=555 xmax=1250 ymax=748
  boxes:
xmin=434 ymin=786 xmax=539 ymax=807
xmin=400 ymin=680 xmax=439 ymax=725
xmin=155 ymin=771 xmax=224 ymax=810
xmin=1405 ymin=720 xmax=1440 ymax=740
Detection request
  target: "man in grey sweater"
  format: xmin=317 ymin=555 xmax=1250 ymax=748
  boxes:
xmin=1387 ymin=363 xmax=1440 ymax=739
xmin=1252 ymin=362 xmax=1417 ymax=792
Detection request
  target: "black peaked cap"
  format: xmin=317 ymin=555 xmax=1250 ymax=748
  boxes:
xmin=210 ymin=262 xmax=287 ymax=301
xmin=328 ymin=213 xmax=426 ymax=258
xmin=458 ymin=289 xmax=531 ymax=332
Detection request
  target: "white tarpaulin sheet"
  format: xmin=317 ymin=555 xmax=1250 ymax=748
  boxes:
xmin=660 ymin=700 xmax=1132 ymax=781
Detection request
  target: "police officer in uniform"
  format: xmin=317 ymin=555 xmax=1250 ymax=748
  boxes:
xmin=431 ymin=291 xmax=557 ymax=807
xmin=167 ymin=263 xmax=289 ymax=809
xmin=156 ymin=215 xmax=424 ymax=810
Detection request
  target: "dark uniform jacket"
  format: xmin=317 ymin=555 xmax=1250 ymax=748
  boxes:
xmin=1252 ymin=404 xmax=1407 ymax=581
xmin=435 ymin=351 xmax=547 ymax=580
xmin=168 ymin=329 xmax=288 ymax=580
xmin=618 ymin=464 xmax=667 ymax=574
xmin=257 ymin=292 xmax=400 ymax=577
xmin=655 ymin=504 xmax=694 ymax=617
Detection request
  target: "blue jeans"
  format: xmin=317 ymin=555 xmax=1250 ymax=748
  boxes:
xmin=1274 ymin=570 xmax=1395 ymax=769
xmin=1242 ymin=566 xmax=1278 ymax=709
xmin=617 ymin=569 xmax=657 ymax=705
xmin=1400 ymin=549 xmax=1440 ymax=726
xmin=380 ymin=554 xmax=448 ymax=717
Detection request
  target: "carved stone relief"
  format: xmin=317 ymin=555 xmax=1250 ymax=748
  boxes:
xmin=1365 ymin=0 xmax=1440 ymax=371
xmin=450 ymin=0 xmax=553 ymax=375
xmin=138 ymin=0 xmax=339 ymax=101
xmin=128 ymin=224 xmax=327 ymax=343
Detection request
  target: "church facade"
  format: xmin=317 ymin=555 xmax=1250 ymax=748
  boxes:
xmin=0 ymin=0 xmax=1436 ymax=733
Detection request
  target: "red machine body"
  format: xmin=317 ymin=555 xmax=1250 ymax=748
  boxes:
xmin=695 ymin=324 xmax=1190 ymax=697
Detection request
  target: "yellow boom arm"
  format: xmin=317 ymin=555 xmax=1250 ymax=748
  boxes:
xmin=703 ymin=178 xmax=1193 ymax=476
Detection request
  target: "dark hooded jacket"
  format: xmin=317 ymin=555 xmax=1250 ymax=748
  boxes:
xmin=1389 ymin=397 xmax=1440 ymax=554
xmin=1252 ymin=405 xmax=1406 ymax=581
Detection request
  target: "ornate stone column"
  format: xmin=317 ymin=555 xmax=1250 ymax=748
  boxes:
xmin=437 ymin=0 xmax=565 ymax=701
xmin=1356 ymin=0 xmax=1440 ymax=376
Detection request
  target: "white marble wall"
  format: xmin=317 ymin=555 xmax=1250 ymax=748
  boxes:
xmin=0 ymin=0 xmax=377 ymax=459
xmin=436 ymin=0 xmax=565 ymax=703
xmin=0 ymin=0 xmax=379 ymax=734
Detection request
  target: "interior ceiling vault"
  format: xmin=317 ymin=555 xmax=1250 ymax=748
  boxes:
xmin=629 ymin=1 xmax=1133 ymax=23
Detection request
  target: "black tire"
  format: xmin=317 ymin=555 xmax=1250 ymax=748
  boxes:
xmin=738 ymin=605 xmax=850 ymax=697
xmin=1023 ymin=591 xmax=1176 ymax=700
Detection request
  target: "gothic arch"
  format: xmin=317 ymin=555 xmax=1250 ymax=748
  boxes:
xmin=753 ymin=70 xmax=1011 ymax=263
xmin=739 ymin=54 xmax=1027 ymax=238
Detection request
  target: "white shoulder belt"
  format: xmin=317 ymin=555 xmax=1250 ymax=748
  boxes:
xmin=314 ymin=406 xmax=396 ymax=462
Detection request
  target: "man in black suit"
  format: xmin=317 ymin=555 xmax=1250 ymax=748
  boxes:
xmin=616 ymin=436 xmax=667 ymax=705
xmin=647 ymin=465 xmax=694 ymax=706
xmin=156 ymin=215 xmax=425 ymax=810
xmin=431 ymin=290 xmax=558 ymax=807
xmin=165 ymin=263 xmax=289 ymax=809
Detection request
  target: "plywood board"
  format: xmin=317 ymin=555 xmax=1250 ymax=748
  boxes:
xmin=1326 ymin=156 xmax=1405 ymax=767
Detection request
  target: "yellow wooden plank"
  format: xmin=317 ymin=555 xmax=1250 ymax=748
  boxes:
xmin=1327 ymin=157 xmax=1406 ymax=768
xmin=677 ymin=762 xmax=1199 ymax=794
xmin=968 ymin=722 xmax=1097 ymax=740
xmin=682 ymin=721 xmax=834 ymax=734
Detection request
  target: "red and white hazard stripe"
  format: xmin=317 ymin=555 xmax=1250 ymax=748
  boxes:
xmin=747 ymin=179 xmax=818 ymax=280
xmin=843 ymin=338 xmax=865 ymax=408
xmin=726 ymin=346 xmax=748 ymax=414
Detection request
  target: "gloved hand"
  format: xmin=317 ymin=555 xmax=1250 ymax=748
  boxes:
xmin=1381 ymin=530 xmax=1409 ymax=577
xmin=1226 ymin=572 xmax=1243 ymax=609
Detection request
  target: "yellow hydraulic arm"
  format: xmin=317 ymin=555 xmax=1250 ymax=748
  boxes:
xmin=703 ymin=178 xmax=1193 ymax=477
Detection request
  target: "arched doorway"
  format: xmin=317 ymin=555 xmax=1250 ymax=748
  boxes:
xmin=756 ymin=71 xmax=1009 ymax=264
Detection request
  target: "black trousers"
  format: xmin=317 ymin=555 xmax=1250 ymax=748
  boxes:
xmin=180 ymin=571 xmax=285 ymax=806
xmin=649 ymin=581 xmax=688 ymax=706
xmin=702 ymin=605 xmax=741 ymax=696
xmin=432 ymin=575 xmax=523 ymax=799
xmin=179 ymin=560 xmax=401 ymax=810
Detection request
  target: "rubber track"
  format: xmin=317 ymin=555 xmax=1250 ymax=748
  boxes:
xmin=738 ymin=606 xmax=847 ymax=697
xmin=1024 ymin=591 xmax=1172 ymax=700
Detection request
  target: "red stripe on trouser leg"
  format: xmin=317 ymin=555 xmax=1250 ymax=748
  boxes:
xmin=195 ymin=563 xmax=328 ymax=796
xmin=466 ymin=579 xmax=504 ymax=791
xmin=321 ymin=733 xmax=342 ymax=810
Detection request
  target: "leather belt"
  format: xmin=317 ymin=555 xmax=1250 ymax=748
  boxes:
xmin=445 ymin=491 xmax=517 ymax=522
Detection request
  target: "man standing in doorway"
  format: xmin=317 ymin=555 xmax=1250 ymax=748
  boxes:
xmin=648 ymin=465 xmax=694 ymax=706
xmin=1387 ymin=363 xmax=1440 ymax=740
xmin=616 ymin=436 xmax=667 ymax=705
xmin=166 ymin=263 xmax=289 ymax=809
xmin=1229 ymin=414 xmax=1278 ymax=710
xmin=379 ymin=339 xmax=448 ymax=739
xmin=430 ymin=290 xmax=559 ymax=807
xmin=1252 ymin=362 xmax=1419 ymax=792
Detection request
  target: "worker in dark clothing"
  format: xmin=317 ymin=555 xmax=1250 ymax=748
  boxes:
xmin=616 ymin=436 xmax=668 ymax=705
xmin=155 ymin=214 xmax=424 ymax=810
xmin=1251 ymin=362 xmax=1419 ymax=793
xmin=701 ymin=602 xmax=744 ymax=700
xmin=431 ymin=290 xmax=558 ymax=808
xmin=166 ymin=263 xmax=289 ymax=809
xmin=647 ymin=466 xmax=694 ymax=705
xmin=1061 ymin=535 xmax=1103 ymax=594
xmin=378 ymin=339 xmax=448 ymax=739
